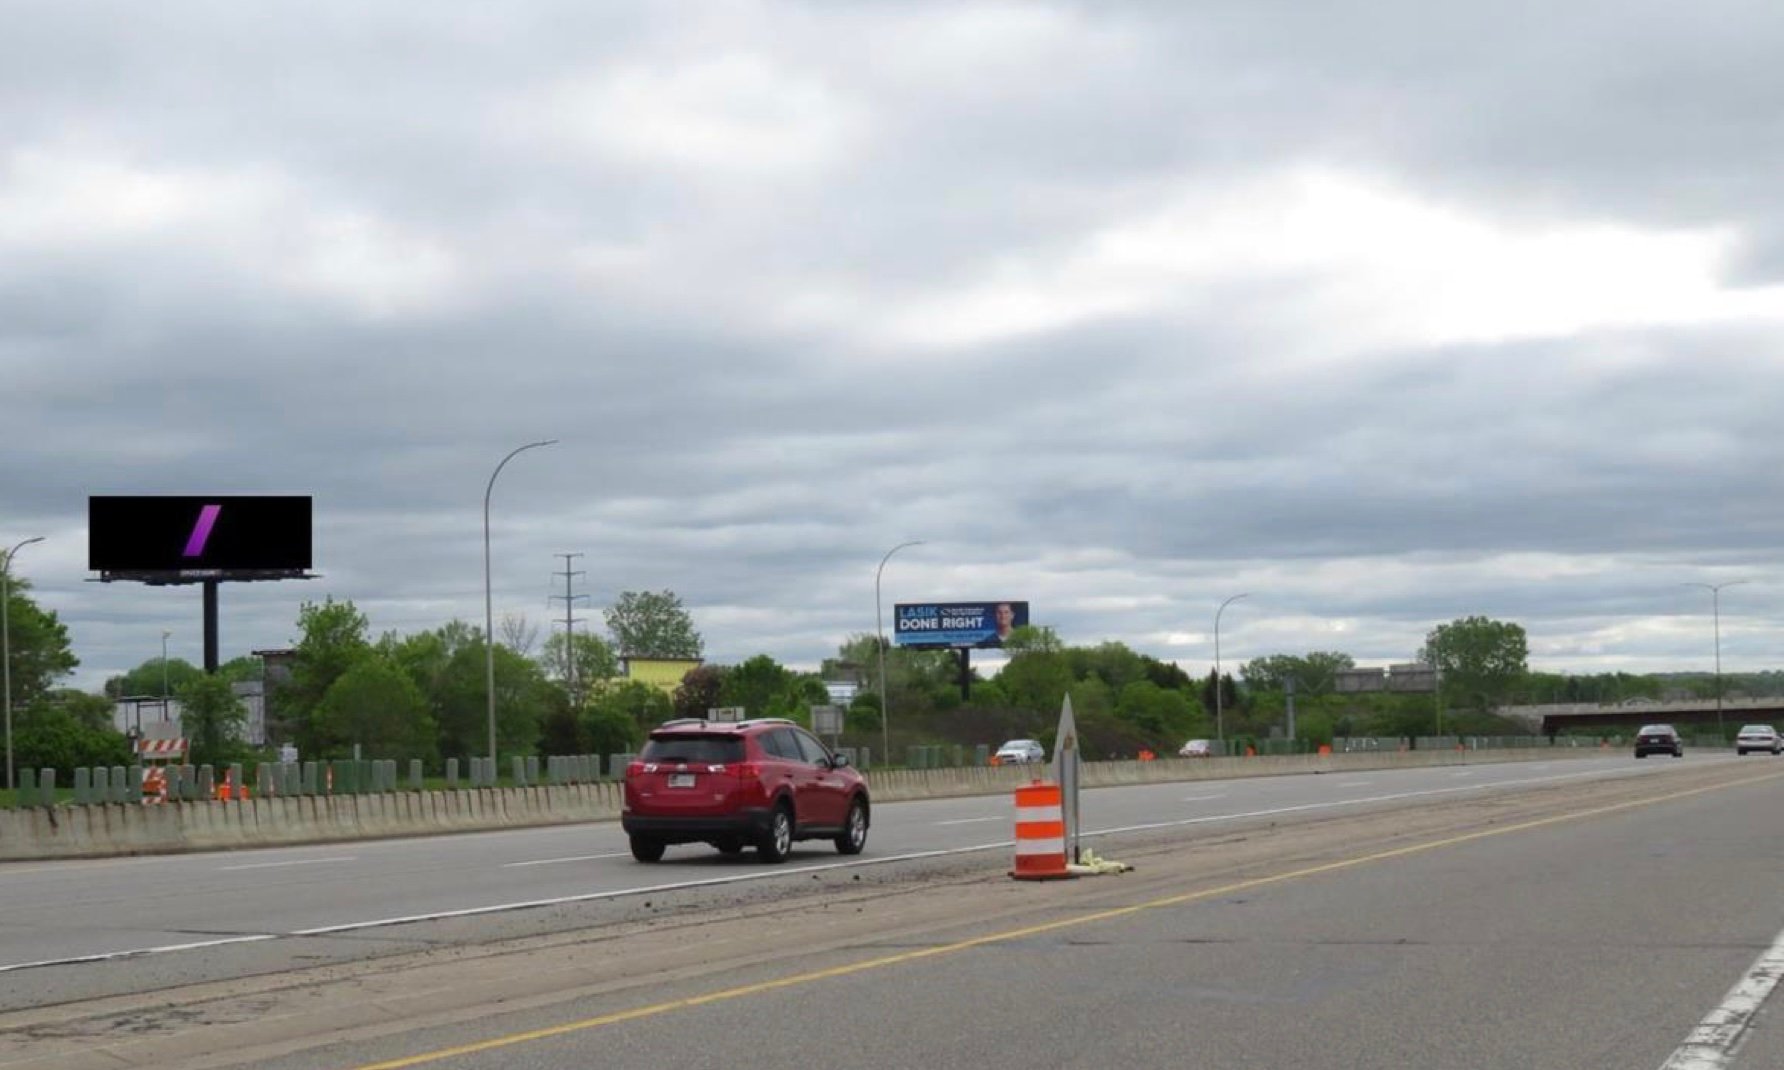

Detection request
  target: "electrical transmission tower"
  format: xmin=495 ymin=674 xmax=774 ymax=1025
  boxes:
xmin=550 ymin=553 xmax=589 ymax=705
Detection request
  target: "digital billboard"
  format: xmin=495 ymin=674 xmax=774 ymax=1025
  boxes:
xmin=89 ymin=496 xmax=312 ymax=574
xmin=894 ymin=601 xmax=1029 ymax=649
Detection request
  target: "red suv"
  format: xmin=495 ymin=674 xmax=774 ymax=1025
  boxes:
xmin=622 ymin=718 xmax=871 ymax=863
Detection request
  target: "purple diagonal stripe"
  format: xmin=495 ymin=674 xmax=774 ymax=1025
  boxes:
xmin=183 ymin=504 xmax=222 ymax=558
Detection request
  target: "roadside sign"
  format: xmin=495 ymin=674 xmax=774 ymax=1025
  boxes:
xmin=707 ymin=706 xmax=745 ymax=723
xmin=811 ymin=705 xmax=843 ymax=736
xmin=1050 ymin=695 xmax=1080 ymax=864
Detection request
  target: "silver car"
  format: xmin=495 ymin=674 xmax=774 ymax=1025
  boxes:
xmin=994 ymin=739 xmax=1046 ymax=765
xmin=1735 ymin=725 xmax=1782 ymax=756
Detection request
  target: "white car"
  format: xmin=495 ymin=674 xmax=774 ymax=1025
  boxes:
xmin=1735 ymin=725 xmax=1782 ymax=756
xmin=994 ymin=739 xmax=1046 ymax=764
xmin=1178 ymin=739 xmax=1212 ymax=758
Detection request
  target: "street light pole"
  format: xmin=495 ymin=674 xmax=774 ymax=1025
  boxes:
xmin=161 ymin=630 xmax=171 ymax=702
xmin=1684 ymin=580 xmax=1749 ymax=742
xmin=485 ymin=440 xmax=557 ymax=772
xmin=3 ymin=536 xmax=46 ymax=792
xmin=1214 ymin=593 xmax=1249 ymax=747
xmin=875 ymin=541 xmax=923 ymax=768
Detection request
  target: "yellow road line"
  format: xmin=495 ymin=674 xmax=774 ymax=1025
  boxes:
xmin=354 ymin=770 xmax=1782 ymax=1069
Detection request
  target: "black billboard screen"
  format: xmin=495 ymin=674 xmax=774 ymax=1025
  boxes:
xmin=89 ymin=496 xmax=312 ymax=572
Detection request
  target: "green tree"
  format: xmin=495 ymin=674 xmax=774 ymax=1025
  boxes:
xmin=997 ymin=649 xmax=1075 ymax=716
xmin=426 ymin=641 xmax=554 ymax=761
xmin=42 ymin=689 xmax=118 ymax=733
xmin=672 ymin=664 xmax=726 ymax=719
xmin=13 ymin=705 xmax=131 ymax=772
xmin=177 ymin=674 xmax=249 ymax=767
xmin=1241 ymin=652 xmax=1356 ymax=696
xmin=1115 ymin=680 xmax=1196 ymax=739
xmin=0 ymin=570 xmax=78 ymax=705
xmin=540 ymin=631 xmax=619 ymax=704
xmin=718 ymin=655 xmax=806 ymax=720
xmin=105 ymin=658 xmax=206 ymax=701
xmin=1002 ymin=625 xmax=1063 ymax=654
xmin=590 ymin=679 xmax=674 ymax=738
xmin=1069 ymin=643 xmax=1151 ymax=694
xmin=1423 ymin=616 xmax=1530 ymax=713
xmin=281 ymin=598 xmax=375 ymax=756
xmin=605 ymin=590 xmax=702 ymax=658
xmin=311 ymin=660 xmax=437 ymax=760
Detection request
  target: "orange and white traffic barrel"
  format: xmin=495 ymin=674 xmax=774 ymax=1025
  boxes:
xmin=1010 ymin=781 xmax=1074 ymax=881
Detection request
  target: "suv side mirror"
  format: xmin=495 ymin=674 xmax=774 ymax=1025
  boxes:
xmin=830 ymin=754 xmax=851 ymax=769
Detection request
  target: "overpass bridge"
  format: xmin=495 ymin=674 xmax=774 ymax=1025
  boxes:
xmin=1500 ymin=697 xmax=1784 ymax=736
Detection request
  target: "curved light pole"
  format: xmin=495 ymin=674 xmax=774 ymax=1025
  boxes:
xmin=485 ymin=440 xmax=557 ymax=772
xmin=874 ymin=540 xmax=923 ymax=767
xmin=1684 ymin=580 xmax=1749 ymax=742
xmin=3 ymin=536 xmax=46 ymax=791
xmin=161 ymin=630 xmax=172 ymax=721
xmin=1213 ymin=593 xmax=1249 ymax=746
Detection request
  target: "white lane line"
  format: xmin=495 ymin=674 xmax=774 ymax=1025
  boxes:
xmin=1451 ymin=771 xmax=1475 ymax=778
xmin=1334 ymin=780 xmax=1375 ymax=788
xmin=1180 ymin=793 xmax=1228 ymax=803
xmin=503 ymin=853 xmax=630 ymax=868
xmin=0 ymin=934 xmax=277 ymax=974
xmin=934 ymin=817 xmax=1004 ymax=826
xmin=1660 ymin=925 xmax=1784 ymax=1068
xmin=219 ymin=856 xmax=357 ymax=871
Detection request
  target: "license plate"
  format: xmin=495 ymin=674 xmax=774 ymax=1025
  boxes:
xmin=668 ymin=773 xmax=696 ymax=788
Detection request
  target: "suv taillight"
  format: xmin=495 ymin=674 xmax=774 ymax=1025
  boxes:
xmin=625 ymin=761 xmax=645 ymax=778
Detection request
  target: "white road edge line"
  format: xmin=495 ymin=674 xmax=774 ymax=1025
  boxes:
xmin=1180 ymin=794 xmax=1227 ymax=802
xmin=0 ymin=934 xmax=277 ymax=974
xmin=933 ymin=817 xmax=1004 ymax=826
xmin=503 ymin=853 xmax=631 ymax=867
xmin=1660 ymin=925 xmax=1784 ymax=1069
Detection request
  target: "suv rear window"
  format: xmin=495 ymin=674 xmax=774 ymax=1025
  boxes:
xmin=641 ymin=736 xmax=746 ymax=764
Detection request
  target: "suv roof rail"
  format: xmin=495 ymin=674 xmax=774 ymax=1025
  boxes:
xmin=656 ymin=718 xmax=708 ymax=729
xmin=739 ymin=717 xmax=796 ymax=726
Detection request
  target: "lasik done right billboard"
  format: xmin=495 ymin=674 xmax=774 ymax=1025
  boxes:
xmin=894 ymin=601 xmax=1029 ymax=649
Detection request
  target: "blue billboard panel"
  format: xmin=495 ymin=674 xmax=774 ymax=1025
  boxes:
xmin=894 ymin=601 xmax=1030 ymax=649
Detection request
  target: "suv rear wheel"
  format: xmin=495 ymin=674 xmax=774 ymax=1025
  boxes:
xmin=630 ymin=836 xmax=666 ymax=862
xmin=758 ymin=802 xmax=794 ymax=863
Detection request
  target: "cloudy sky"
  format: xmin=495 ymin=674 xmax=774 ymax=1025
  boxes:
xmin=5 ymin=1 xmax=1784 ymax=694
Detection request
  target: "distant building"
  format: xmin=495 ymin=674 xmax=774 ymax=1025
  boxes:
xmin=620 ymin=656 xmax=702 ymax=695
xmin=115 ymin=696 xmax=180 ymax=739
xmin=113 ymin=684 xmax=266 ymax=747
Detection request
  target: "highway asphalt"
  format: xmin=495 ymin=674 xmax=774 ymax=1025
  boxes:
xmin=9 ymin=751 xmax=1784 ymax=1068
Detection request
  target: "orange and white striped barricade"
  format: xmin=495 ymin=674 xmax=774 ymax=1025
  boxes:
xmin=1010 ymin=781 xmax=1075 ymax=881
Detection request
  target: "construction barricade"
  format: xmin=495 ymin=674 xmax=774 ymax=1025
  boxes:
xmin=1010 ymin=781 xmax=1074 ymax=881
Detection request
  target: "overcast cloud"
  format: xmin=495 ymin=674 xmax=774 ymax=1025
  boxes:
xmin=5 ymin=1 xmax=1783 ymax=693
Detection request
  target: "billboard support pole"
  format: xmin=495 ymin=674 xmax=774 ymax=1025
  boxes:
xmin=203 ymin=580 xmax=220 ymax=674
xmin=957 ymin=647 xmax=972 ymax=701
